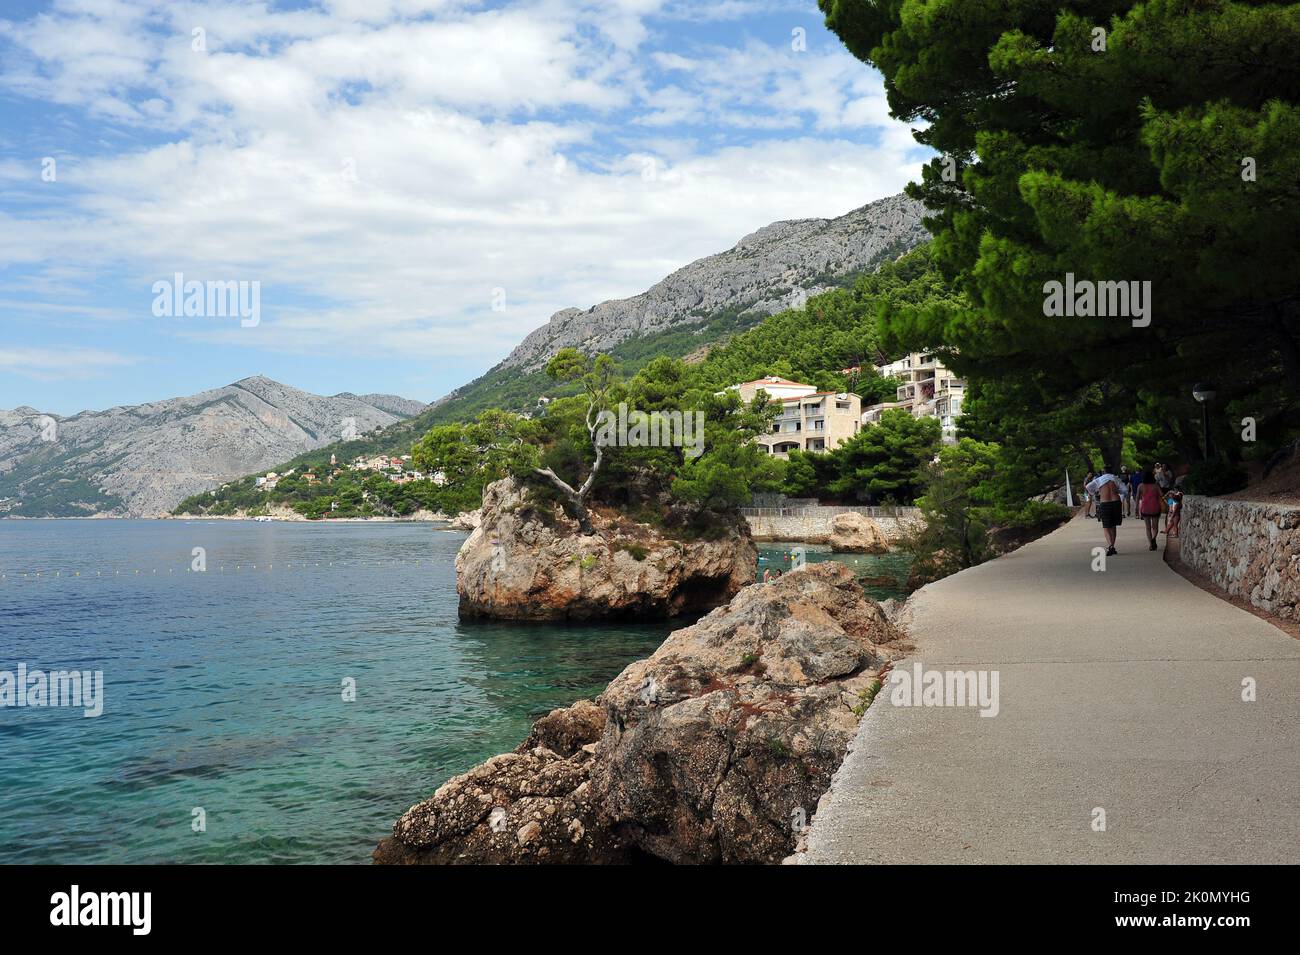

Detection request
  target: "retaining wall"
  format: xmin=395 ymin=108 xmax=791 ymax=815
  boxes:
xmin=741 ymin=505 xmax=922 ymax=543
xmin=1180 ymin=495 xmax=1300 ymax=619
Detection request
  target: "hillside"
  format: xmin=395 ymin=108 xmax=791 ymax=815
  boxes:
xmin=169 ymin=193 xmax=931 ymax=511
xmin=0 ymin=376 xmax=427 ymax=517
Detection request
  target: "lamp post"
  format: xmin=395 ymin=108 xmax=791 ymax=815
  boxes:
xmin=1192 ymin=382 xmax=1216 ymax=460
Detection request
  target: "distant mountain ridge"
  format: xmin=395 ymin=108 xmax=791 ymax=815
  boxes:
xmin=0 ymin=376 xmax=426 ymax=518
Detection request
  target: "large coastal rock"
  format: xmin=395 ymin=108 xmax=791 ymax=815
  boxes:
xmin=375 ymin=562 xmax=901 ymax=865
xmin=828 ymin=511 xmax=890 ymax=553
xmin=456 ymin=478 xmax=757 ymax=621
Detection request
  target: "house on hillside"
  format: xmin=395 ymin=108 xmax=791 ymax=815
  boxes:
xmin=863 ymin=352 xmax=965 ymax=442
xmin=727 ymin=377 xmax=862 ymax=459
xmin=761 ymin=391 xmax=862 ymax=458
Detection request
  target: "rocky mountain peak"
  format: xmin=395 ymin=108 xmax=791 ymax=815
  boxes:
xmin=496 ymin=193 xmax=927 ymax=373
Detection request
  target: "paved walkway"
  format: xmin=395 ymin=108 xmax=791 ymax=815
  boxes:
xmin=799 ymin=513 xmax=1300 ymax=864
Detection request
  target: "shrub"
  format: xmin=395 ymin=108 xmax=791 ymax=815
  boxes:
xmin=1184 ymin=460 xmax=1248 ymax=496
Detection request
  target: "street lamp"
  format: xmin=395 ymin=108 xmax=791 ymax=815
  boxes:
xmin=1192 ymin=382 xmax=1216 ymax=460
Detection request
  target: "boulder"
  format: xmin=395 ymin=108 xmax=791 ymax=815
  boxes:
xmin=456 ymin=477 xmax=757 ymax=621
xmin=827 ymin=511 xmax=890 ymax=553
xmin=447 ymin=509 xmax=481 ymax=531
xmin=375 ymin=562 xmax=901 ymax=865
xmin=371 ymin=699 xmax=630 ymax=865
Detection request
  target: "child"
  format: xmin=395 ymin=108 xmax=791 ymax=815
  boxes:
xmin=1166 ymin=487 xmax=1183 ymax=539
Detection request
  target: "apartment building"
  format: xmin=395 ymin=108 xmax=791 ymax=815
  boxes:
xmin=864 ymin=352 xmax=965 ymax=440
xmin=727 ymin=377 xmax=863 ymax=458
xmin=737 ymin=378 xmax=865 ymax=458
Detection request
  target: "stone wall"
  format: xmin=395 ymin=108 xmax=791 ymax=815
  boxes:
xmin=741 ymin=505 xmax=922 ymax=543
xmin=1180 ymin=496 xmax=1300 ymax=619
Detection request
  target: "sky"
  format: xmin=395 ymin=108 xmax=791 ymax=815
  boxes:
xmin=0 ymin=0 xmax=927 ymax=416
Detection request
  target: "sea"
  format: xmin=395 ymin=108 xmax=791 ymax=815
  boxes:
xmin=0 ymin=519 xmax=907 ymax=863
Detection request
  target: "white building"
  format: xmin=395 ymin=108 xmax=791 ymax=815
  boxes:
xmin=863 ymin=353 xmax=965 ymax=441
xmin=730 ymin=376 xmax=820 ymax=404
xmin=728 ymin=377 xmax=862 ymax=459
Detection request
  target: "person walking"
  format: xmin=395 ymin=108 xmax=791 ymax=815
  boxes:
xmin=1083 ymin=469 xmax=1096 ymax=519
xmin=1118 ymin=466 xmax=1132 ymax=516
xmin=1137 ymin=468 xmax=1163 ymax=551
xmin=1159 ymin=465 xmax=1180 ymax=535
xmin=1166 ymin=485 xmax=1184 ymax=539
xmin=1086 ymin=465 xmax=1124 ymax=556
xmin=1127 ymin=466 xmax=1142 ymax=517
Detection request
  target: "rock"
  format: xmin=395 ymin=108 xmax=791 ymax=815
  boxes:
xmin=375 ymin=562 xmax=900 ymax=865
xmin=905 ymin=548 xmax=957 ymax=592
xmin=827 ymin=511 xmax=890 ymax=553
xmin=455 ymin=477 xmax=757 ymax=621
xmin=447 ymin=509 xmax=481 ymax=531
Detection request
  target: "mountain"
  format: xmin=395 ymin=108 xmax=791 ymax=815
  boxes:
xmin=153 ymin=192 xmax=931 ymax=511
xmin=423 ymin=192 xmax=928 ymax=424
xmin=0 ymin=376 xmax=427 ymax=518
xmin=498 ymin=193 xmax=928 ymax=373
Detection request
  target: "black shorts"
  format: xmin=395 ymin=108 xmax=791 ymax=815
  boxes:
xmin=1098 ymin=500 xmax=1123 ymax=529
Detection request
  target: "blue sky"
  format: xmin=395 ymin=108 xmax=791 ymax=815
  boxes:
xmin=0 ymin=0 xmax=926 ymax=416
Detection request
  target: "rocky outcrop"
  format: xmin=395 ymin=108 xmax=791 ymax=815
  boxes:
xmin=447 ymin=509 xmax=481 ymax=531
xmin=456 ymin=478 xmax=757 ymax=621
xmin=372 ymin=699 xmax=629 ymax=865
xmin=0 ymin=376 xmax=425 ymax=517
xmin=1181 ymin=497 xmax=1300 ymax=619
xmin=375 ymin=562 xmax=901 ymax=865
xmin=828 ymin=511 xmax=890 ymax=553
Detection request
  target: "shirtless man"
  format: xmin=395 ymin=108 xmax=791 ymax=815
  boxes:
xmin=1086 ymin=464 xmax=1124 ymax=556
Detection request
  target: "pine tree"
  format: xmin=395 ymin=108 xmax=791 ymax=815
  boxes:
xmin=822 ymin=0 xmax=1300 ymax=469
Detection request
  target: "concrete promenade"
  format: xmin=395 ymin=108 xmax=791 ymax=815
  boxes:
xmin=799 ymin=513 xmax=1300 ymax=864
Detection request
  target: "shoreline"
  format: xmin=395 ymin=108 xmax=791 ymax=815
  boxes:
xmin=3 ymin=511 xmax=471 ymax=525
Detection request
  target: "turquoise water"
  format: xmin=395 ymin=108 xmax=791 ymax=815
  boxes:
xmin=756 ymin=542 xmax=911 ymax=602
xmin=0 ymin=522 xmax=908 ymax=864
xmin=0 ymin=520 xmax=672 ymax=864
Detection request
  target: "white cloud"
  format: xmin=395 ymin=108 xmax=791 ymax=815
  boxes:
xmin=0 ymin=0 xmax=925 ymax=378
xmin=0 ymin=346 xmax=139 ymax=381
